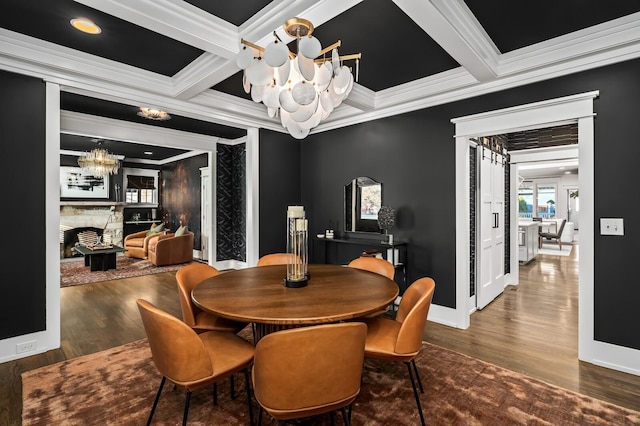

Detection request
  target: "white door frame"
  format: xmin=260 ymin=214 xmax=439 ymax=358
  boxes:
xmin=453 ymin=91 xmax=640 ymax=376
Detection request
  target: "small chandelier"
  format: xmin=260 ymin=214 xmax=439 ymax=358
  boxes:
xmin=137 ymin=107 xmax=171 ymax=121
xmin=77 ymin=141 xmax=119 ymax=177
xmin=236 ymin=18 xmax=361 ymax=139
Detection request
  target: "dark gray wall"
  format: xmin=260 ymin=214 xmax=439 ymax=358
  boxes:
xmin=4 ymin=56 xmax=640 ymax=351
xmin=0 ymin=70 xmax=46 ymax=339
xmin=258 ymin=130 xmax=302 ymax=256
xmin=292 ymin=57 xmax=640 ymax=351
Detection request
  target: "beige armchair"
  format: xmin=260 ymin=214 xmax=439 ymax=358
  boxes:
xmin=147 ymin=231 xmax=193 ymax=266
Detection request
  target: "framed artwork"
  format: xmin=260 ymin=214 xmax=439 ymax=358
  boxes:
xmin=60 ymin=166 xmax=109 ymax=199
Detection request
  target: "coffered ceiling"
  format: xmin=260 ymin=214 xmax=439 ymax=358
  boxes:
xmin=1 ymin=0 xmax=639 ymax=159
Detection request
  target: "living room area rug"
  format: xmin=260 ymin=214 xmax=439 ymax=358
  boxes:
xmin=538 ymin=242 xmax=574 ymax=256
xmin=60 ymin=255 xmax=195 ymax=287
xmin=22 ymin=332 xmax=640 ymax=425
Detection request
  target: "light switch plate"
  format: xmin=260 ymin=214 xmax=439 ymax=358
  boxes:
xmin=600 ymin=218 xmax=624 ymax=236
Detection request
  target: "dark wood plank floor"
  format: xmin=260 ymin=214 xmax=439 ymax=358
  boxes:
xmin=3 ymin=243 xmax=640 ymax=424
xmin=423 ymin=243 xmax=640 ymax=412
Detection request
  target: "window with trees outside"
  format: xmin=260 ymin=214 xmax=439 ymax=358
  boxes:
xmin=518 ymin=183 xmax=557 ymax=219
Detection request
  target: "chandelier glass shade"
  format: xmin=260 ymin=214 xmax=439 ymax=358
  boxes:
xmin=237 ymin=18 xmax=361 ymax=139
xmin=77 ymin=147 xmax=119 ymax=177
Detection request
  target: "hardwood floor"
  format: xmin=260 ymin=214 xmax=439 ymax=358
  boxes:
xmin=423 ymin=242 xmax=640 ymax=412
xmin=3 ymin=244 xmax=640 ymax=424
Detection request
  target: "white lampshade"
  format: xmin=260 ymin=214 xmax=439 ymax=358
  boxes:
xmin=291 ymin=81 xmax=317 ymax=106
xmin=245 ymin=58 xmax=273 ymax=86
xmin=264 ymin=39 xmax=289 ymax=67
xmin=279 ymin=89 xmax=300 ymax=113
xmin=299 ymin=36 xmax=321 ymax=59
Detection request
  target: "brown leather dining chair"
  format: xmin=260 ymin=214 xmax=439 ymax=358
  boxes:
xmin=252 ymin=322 xmax=367 ymax=425
xmin=348 ymin=256 xmax=396 ymax=318
xmin=175 ymin=263 xmax=248 ymax=334
xmin=362 ymin=277 xmax=436 ymax=426
xmin=256 ymin=253 xmax=298 ymax=266
xmin=136 ymin=299 xmax=255 ymax=426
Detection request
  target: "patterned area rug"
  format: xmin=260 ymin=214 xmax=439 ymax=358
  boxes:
xmin=60 ymin=256 xmax=195 ymax=287
xmin=22 ymin=328 xmax=640 ymax=425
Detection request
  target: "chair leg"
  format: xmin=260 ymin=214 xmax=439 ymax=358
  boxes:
xmin=230 ymin=374 xmax=236 ymax=399
xmin=244 ymin=368 xmax=255 ymax=426
xmin=405 ymin=362 xmax=426 ymax=426
xmin=558 ymin=238 xmax=562 ymax=251
xmin=182 ymin=391 xmax=192 ymax=426
xmin=258 ymin=406 xmax=263 ymax=426
xmin=213 ymin=382 xmax=218 ymax=405
xmin=147 ymin=376 xmax=166 ymax=426
xmin=341 ymin=407 xmax=351 ymax=426
xmin=411 ymin=359 xmax=424 ymax=393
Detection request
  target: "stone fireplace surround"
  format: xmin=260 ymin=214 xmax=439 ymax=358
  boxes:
xmin=60 ymin=202 xmax=124 ymax=258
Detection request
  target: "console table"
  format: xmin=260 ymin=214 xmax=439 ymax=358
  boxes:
xmin=313 ymin=236 xmax=408 ymax=293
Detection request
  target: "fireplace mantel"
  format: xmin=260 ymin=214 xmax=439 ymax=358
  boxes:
xmin=60 ymin=201 xmax=126 ymax=207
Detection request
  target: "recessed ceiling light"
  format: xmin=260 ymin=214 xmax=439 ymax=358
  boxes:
xmin=70 ymin=18 xmax=102 ymax=35
xmin=144 ymin=151 xmax=153 ymax=155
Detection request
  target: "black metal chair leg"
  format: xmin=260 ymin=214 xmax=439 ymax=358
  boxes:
xmin=244 ymin=368 xmax=254 ymax=426
xmin=147 ymin=376 xmax=166 ymax=426
xmin=231 ymin=374 xmax=236 ymax=399
xmin=406 ymin=362 xmax=426 ymax=426
xmin=213 ymin=382 xmax=218 ymax=405
xmin=412 ymin=359 xmax=424 ymax=393
xmin=183 ymin=391 xmax=192 ymax=426
xmin=258 ymin=406 xmax=263 ymax=426
xmin=341 ymin=407 xmax=351 ymax=426
xmin=330 ymin=411 xmax=335 ymax=425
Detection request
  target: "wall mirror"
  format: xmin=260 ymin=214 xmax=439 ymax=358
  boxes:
xmin=344 ymin=177 xmax=382 ymax=233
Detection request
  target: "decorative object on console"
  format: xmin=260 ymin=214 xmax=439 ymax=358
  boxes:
xmin=378 ymin=205 xmax=395 ymax=244
xmin=77 ymin=140 xmax=120 ymax=177
xmin=285 ymin=206 xmax=308 ymax=287
xmin=236 ymin=17 xmax=361 ymax=139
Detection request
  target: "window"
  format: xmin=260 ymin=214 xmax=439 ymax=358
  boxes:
xmin=518 ymin=183 xmax=556 ymax=218
xmin=123 ymin=171 xmax=158 ymax=204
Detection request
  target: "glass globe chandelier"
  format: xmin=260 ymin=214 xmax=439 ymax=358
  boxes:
xmin=236 ymin=18 xmax=361 ymax=139
xmin=77 ymin=141 xmax=119 ymax=177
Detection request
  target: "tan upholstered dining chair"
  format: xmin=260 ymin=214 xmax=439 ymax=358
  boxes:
xmin=252 ymin=322 xmax=367 ymax=425
xmin=136 ymin=299 xmax=255 ymax=426
xmin=362 ymin=277 xmax=435 ymax=426
xmin=175 ymin=263 xmax=248 ymax=334
xmin=256 ymin=252 xmax=298 ymax=266
xmin=348 ymin=256 xmax=396 ymax=318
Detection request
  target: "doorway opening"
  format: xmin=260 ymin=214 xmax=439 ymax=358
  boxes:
xmin=452 ymin=91 xmax=599 ymax=365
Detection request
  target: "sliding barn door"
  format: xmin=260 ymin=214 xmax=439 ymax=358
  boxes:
xmin=477 ymin=141 xmax=505 ymax=309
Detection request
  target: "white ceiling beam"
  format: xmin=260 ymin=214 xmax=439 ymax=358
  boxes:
xmin=393 ymin=0 xmax=499 ymax=82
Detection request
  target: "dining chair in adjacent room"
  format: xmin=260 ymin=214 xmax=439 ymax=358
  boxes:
xmin=136 ymin=299 xmax=255 ymax=426
xmin=252 ymin=322 xmax=367 ymax=425
xmin=348 ymin=256 xmax=396 ymax=318
xmin=539 ymin=218 xmax=567 ymax=250
xmin=362 ymin=277 xmax=435 ymax=426
xmin=175 ymin=263 xmax=248 ymax=334
xmin=256 ymin=253 xmax=298 ymax=266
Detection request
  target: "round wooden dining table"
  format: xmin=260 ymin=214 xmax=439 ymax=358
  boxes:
xmin=191 ymin=263 xmax=399 ymax=339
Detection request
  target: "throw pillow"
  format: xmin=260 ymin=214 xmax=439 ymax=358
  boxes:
xmin=175 ymin=225 xmax=189 ymax=236
xmin=146 ymin=223 xmax=164 ymax=237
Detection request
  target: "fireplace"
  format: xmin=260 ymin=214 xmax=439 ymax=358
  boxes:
xmin=60 ymin=203 xmax=124 ymax=259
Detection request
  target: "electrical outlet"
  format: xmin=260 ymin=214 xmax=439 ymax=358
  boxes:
xmin=16 ymin=340 xmax=37 ymax=354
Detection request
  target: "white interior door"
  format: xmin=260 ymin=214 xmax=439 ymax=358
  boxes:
xmin=477 ymin=147 xmax=505 ymax=309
